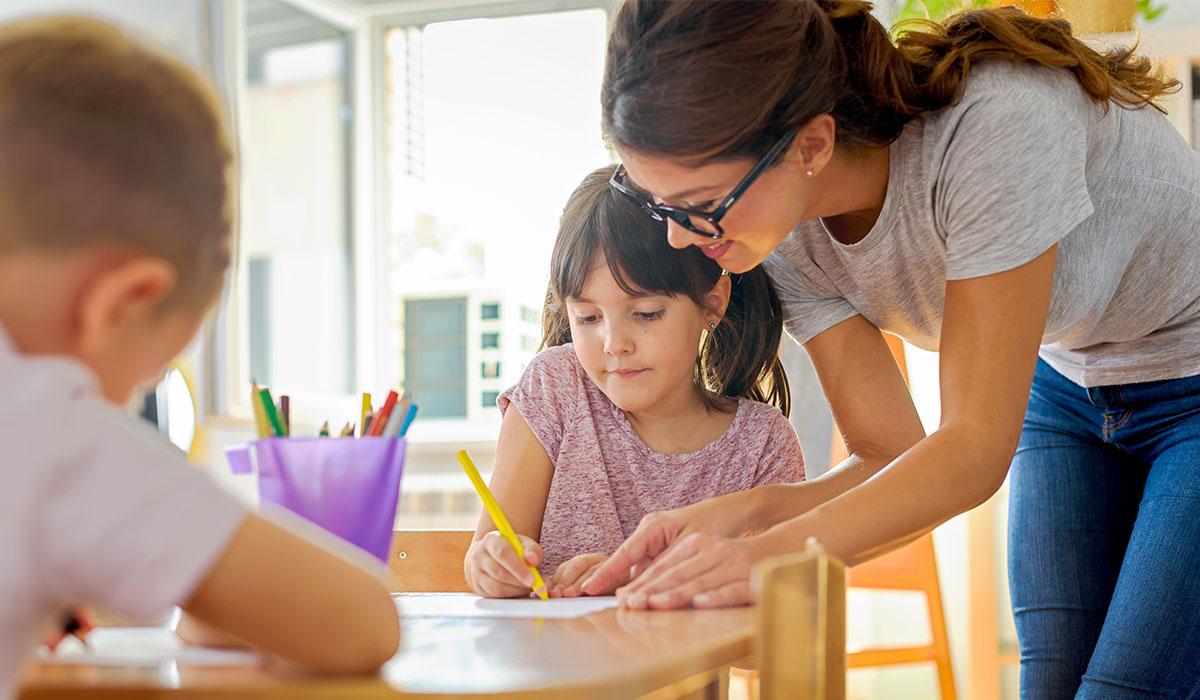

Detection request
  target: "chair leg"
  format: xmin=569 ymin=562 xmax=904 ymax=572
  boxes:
xmin=924 ymin=563 xmax=957 ymax=700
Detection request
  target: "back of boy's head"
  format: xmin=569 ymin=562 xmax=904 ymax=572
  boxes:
xmin=0 ymin=16 xmax=233 ymax=308
xmin=543 ymin=165 xmax=791 ymax=417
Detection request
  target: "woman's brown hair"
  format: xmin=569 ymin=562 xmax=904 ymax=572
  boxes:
xmin=543 ymin=166 xmax=791 ymax=417
xmin=602 ymin=0 xmax=1180 ymax=159
xmin=0 ymin=16 xmax=234 ymax=308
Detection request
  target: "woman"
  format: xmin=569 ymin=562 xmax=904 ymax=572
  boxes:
xmin=579 ymin=1 xmax=1200 ymax=696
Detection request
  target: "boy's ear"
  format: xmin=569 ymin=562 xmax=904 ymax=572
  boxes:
xmin=704 ymin=273 xmax=732 ymax=321
xmin=77 ymin=256 xmax=177 ymax=357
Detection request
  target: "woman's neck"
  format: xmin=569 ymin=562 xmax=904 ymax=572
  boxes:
xmin=623 ymin=383 xmax=736 ymax=456
xmin=817 ymin=145 xmax=890 ymax=246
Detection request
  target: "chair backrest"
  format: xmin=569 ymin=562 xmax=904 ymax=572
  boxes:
xmin=754 ymin=541 xmax=847 ymax=700
xmin=386 ymin=529 xmax=474 ymax=593
xmin=847 ymin=533 xmax=937 ymax=591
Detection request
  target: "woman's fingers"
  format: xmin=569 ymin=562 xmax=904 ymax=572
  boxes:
xmin=618 ymin=534 xmax=755 ymax=610
xmin=692 ymin=580 xmax=752 ymax=609
xmin=582 ymin=512 xmax=683 ymax=595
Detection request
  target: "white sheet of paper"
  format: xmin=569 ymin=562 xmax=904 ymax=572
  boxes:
xmin=37 ymin=627 xmax=261 ymax=668
xmin=395 ymin=593 xmax=619 ymax=619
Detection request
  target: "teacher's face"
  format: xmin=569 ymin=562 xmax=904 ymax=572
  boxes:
xmin=615 ymin=145 xmax=811 ymax=274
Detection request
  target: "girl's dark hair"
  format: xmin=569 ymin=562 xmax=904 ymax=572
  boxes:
xmin=543 ymin=165 xmax=790 ymax=417
xmin=602 ymin=0 xmax=1180 ymax=160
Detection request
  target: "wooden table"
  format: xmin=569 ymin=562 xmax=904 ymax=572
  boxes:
xmin=19 ymin=602 xmax=756 ymax=700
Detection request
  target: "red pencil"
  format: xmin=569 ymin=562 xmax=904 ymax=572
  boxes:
xmin=367 ymin=390 xmax=399 ymax=437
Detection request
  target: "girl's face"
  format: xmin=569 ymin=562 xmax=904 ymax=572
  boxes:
xmin=566 ymin=258 xmax=726 ymax=416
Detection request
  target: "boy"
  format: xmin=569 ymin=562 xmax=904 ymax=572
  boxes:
xmin=0 ymin=16 xmax=398 ymax=696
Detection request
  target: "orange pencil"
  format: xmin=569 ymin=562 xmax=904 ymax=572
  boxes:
xmin=368 ymin=390 xmax=399 ymax=437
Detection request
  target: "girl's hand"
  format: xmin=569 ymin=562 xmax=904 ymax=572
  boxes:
xmin=549 ymin=553 xmax=618 ymax=597
xmin=465 ymin=531 xmax=545 ymax=599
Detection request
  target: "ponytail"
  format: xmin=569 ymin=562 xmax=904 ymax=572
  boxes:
xmin=603 ymin=0 xmax=1180 ymax=157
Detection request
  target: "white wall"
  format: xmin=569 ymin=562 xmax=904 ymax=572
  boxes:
xmin=0 ymin=0 xmax=209 ymax=67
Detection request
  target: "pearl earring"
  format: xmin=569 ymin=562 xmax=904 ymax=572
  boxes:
xmin=805 ymin=168 xmax=815 ymax=177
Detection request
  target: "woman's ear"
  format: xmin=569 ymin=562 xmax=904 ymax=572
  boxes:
xmin=77 ymin=256 xmax=177 ymax=359
xmin=789 ymin=113 xmax=837 ymax=176
xmin=703 ymin=273 xmax=732 ymax=325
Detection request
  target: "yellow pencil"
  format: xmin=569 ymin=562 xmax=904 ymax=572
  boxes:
xmin=360 ymin=392 xmax=372 ymax=438
xmin=250 ymin=381 xmax=270 ymax=438
xmin=456 ymin=450 xmax=548 ymax=601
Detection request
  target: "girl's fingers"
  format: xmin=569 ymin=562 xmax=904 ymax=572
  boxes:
xmin=484 ymin=533 xmax=536 ymax=587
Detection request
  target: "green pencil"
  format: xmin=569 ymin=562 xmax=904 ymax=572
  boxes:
xmin=258 ymin=388 xmax=286 ymax=437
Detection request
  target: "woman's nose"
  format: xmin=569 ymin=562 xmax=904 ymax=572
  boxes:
xmin=666 ymin=219 xmax=708 ymax=250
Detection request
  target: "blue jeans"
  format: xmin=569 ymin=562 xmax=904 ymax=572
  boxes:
xmin=1009 ymin=359 xmax=1200 ymax=699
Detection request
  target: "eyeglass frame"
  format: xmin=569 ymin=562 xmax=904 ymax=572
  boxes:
xmin=608 ymin=130 xmax=797 ymax=240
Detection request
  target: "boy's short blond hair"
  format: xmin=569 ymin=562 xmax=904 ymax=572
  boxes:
xmin=0 ymin=16 xmax=233 ymax=306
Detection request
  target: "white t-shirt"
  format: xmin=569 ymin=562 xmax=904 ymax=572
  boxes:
xmin=0 ymin=322 xmax=245 ymax=697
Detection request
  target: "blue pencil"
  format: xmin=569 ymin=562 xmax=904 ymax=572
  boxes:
xmin=397 ymin=404 xmax=419 ymax=437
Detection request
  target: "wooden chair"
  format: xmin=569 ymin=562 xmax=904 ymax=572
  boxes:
xmin=847 ymin=535 xmax=957 ymax=699
xmin=827 ymin=334 xmax=957 ymax=699
xmin=386 ymin=529 xmax=474 ymax=593
xmin=754 ymin=540 xmax=847 ymax=700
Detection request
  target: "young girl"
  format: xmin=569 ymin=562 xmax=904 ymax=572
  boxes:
xmin=464 ymin=165 xmax=805 ymax=598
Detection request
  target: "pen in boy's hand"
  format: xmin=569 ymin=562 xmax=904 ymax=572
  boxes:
xmin=47 ymin=608 xmax=94 ymax=651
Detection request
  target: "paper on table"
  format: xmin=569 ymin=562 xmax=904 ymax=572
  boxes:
xmin=37 ymin=627 xmax=261 ymax=668
xmin=395 ymin=593 xmax=619 ymax=619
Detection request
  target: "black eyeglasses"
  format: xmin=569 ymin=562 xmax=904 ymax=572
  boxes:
xmin=609 ymin=130 xmax=796 ymax=240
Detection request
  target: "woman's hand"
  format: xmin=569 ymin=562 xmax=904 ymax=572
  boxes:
xmin=581 ymin=490 xmax=764 ymax=597
xmin=618 ymin=532 xmax=775 ymax=610
xmin=465 ymin=531 xmax=545 ymax=599
xmin=549 ymin=553 xmax=614 ymax=597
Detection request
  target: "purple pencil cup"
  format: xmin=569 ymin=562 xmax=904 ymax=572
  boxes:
xmin=225 ymin=437 xmax=406 ymax=563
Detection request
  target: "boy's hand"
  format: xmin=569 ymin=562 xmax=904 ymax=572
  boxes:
xmin=43 ymin=607 xmax=94 ymax=651
xmin=465 ymin=531 xmax=544 ymax=598
xmin=549 ymin=553 xmax=615 ymax=598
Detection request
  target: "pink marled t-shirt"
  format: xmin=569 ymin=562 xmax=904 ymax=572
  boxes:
xmin=498 ymin=344 xmax=805 ymax=575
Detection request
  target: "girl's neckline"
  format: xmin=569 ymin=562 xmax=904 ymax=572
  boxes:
xmin=607 ymin=394 xmax=747 ymax=463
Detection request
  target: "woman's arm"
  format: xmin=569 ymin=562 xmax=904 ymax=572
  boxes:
xmin=463 ymin=406 xmax=555 ymax=597
xmin=750 ymin=312 xmax=927 ymax=528
xmin=582 ymin=301 xmax=926 ymax=592
xmin=589 ymin=247 xmax=1056 ymax=607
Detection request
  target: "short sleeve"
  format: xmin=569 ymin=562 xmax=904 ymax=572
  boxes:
xmin=753 ymin=409 xmax=806 ymax=487
xmin=763 ymin=247 xmax=858 ymax=345
xmin=36 ymin=398 xmax=246 ymax=622
xmin=936 ymin=72 xmax=1095 ymax=280
xmin=497 ymin=345 xmax=588 ymax=465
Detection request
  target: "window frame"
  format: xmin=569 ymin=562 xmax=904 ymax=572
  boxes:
xmin=206 ymin=0 xmax=615 ymax=431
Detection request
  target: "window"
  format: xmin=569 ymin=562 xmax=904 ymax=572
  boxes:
xmin=385 ymin=8 xmax=608 ymax=417
xmin=404 ymin=298 xmax=467 ymax=418
xmin=234 ymin=0 xmax=354 ymax=405
xmin=481 ymin=361 xmax=501 ymax=379
xmin=481 ymin=390 xmax=500 ymax=409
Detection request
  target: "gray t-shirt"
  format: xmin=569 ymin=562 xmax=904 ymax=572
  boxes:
xmin=765 ymin=62 xmax=1200 ymax=388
